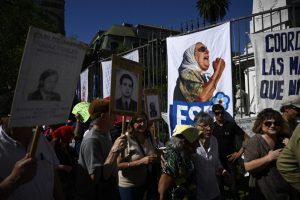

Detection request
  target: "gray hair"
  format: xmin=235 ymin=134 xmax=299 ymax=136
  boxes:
xmin=193 ymin=111 xmax=213 ymax=126
xmin=166 ymin=136 xmax=185 ymax=151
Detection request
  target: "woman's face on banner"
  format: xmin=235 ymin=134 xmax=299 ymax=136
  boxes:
xmin=194 ymin=42 xmax=210 ymax=71
xmin=43 ymin=74 xmax=58 ymax=92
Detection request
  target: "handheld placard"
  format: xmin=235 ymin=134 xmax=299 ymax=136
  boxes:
xmin=29 ymin=126 xmax=41 ymax=157
xmin=122 ymin=115 xmax=126 ymax=135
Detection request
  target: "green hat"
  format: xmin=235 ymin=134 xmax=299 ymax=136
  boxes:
xmin=172 ymin=125 xmax=200 ymax=143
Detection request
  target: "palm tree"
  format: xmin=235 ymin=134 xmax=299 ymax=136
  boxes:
xmin=196 ymin=0 xmax=231 ymax=26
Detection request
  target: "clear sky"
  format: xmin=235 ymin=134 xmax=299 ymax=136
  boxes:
xmin=65 ymin=0 xmax=253 ymax=44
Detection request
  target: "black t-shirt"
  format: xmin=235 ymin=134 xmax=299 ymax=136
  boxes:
xmin=212 ymin=121 xmax=245 ymax=160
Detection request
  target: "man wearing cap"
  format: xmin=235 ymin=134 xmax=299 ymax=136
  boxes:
xmin=76 ymin=99 xmax=127 ymax=200
xmin=158 ymin=125 xmax=200 ymax=200
xmin=280 ymin=97 xmax=300 ymax=137
xmin=0 ymin=92 xmax=64 ymax=200
xmin=211 ymin=104 xmax=249 ymax=200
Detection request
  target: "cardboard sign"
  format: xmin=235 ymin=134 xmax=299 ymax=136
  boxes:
xmin=10 ymin=27 xmax=87 ymax=127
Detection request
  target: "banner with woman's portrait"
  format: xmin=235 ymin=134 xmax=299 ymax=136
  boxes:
xmin=167 ymin=22 xmax=232 ymax=132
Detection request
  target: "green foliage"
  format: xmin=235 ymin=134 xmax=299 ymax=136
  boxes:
xmin=0 ymin=0 xmax=58 ymax=93
xmin=116 ymin=44 xmax=131 ymax=54
xmin=196 ymin=0 xmax=231 ymax=25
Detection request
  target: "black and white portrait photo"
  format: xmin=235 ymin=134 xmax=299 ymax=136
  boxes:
xmin=28 ymin=69 xmax=61 ymax=101
xmin=110 ymin=55 xmax=143 ymax=116
xmin=144 ymin=89 xmax=161 ymax=121
xmin=9 ymin=27 xmax=86 ymax=127
xmin=115 ymin=71 xmax=138 ymax=112
xmin=149 ymin=102 xmax=158 ymax=117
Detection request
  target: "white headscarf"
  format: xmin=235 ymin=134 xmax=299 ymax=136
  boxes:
xmin=179 ymin=43 xmax=203 ymax=73
xmin=175 ymin=42 xmax=210 ymax=102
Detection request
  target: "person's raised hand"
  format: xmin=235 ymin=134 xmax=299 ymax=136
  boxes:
xmin=75 ymin=113 xmax=83 ymax=122
xmin=212 ymin=57 xmax=225 ymax=72
xmin=111 ymin=134 xmax=127 ymax=153
xmin=9 ymin=153 xmax=37 ymax=186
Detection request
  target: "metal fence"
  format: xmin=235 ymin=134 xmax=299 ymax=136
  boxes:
xmin=85 ymin=4 xmax=299 ymax=137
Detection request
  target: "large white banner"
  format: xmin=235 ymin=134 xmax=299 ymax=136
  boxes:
xmin=101 ymin=50 xmax=139 ymax=98
xmin=10 ymin=27 xmax=86 ymax=127
xmin=167 ymin=22 xmax=232 ymax=132
xmin=250 ymin=28 xmax=300 ymax=112
xmin=80 ymin=68 xmax=89 ymax=101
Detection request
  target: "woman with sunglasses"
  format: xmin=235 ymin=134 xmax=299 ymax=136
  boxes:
xmin=117 ymin=112 xmax=159 ymax=200
xmin=173 ymin=42 xmax=225 ymax=102
xmin=244 ymin=108 xmax=298 ymax=200
xmin=192 ymin=112 xmax=228 ymax=200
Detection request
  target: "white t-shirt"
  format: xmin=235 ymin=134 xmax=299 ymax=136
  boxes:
xmin=0 ymin=127 xmax=59 ymax=200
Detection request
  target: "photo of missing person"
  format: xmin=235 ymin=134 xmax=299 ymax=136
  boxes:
xmin=28 ymin=69 xmax=61 ymax=101
xmin=173 ymin=42 xmax=225 ymax=102
xmin=149 ymin=102 xmax=158 ymax=118
xmin=115 ymin=72 xmax=138 ymax=112
xmin=145 ymin=92 xmax=161 ymax=121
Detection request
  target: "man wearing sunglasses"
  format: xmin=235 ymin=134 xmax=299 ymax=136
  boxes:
xmin=211 ymin=104 xmax=249 ymax=200
xmin=280 ymin=97 xmax=300 ymax=137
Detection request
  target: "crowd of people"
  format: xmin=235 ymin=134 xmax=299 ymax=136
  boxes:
xmin=0 ymin=91 xmax=300 ymax=200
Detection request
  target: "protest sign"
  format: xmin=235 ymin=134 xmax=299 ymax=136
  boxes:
xmin=144 ymin=89 xmax=161 ymax=122
xmin=10 ymin=26 xmax=87 ymax=127
xmin=235 ymin=117 xmax=256 ymax=138
xmin=72 ymin=101 xmax=90 ymax=122
xmin=250 ymin=28 xmax=300 ymax=112
xmin=101 ymin=50 xmax=139 ymax=98
xmin=80 ymin=68 xmax=89 ymax=101
xmin=167 ymin=22 xmax=232 ymax=133
xmin=110 ymin=55 xmax=143 ymax=116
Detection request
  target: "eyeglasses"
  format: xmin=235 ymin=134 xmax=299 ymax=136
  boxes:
xmin=290 ymin=106 xmax=299 ymax=112
xmin=214 ymin=111 xmax=224 ymax=116
xmin=263 ymin=121 xmax=281 ymax=127
xmin=197 ymin=46 xmax=207 ymax=53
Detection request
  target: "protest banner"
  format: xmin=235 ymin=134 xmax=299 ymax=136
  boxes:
xmin=10 ymin=26 xmax=87 ymax=127
xmin=72 ymin=101 xmax=90 ymax=122
xmin=235 ymin=116 xmax=256 ymax=138
xmin=250 ymin=28 xmax=300 ymax=112
xmin=101 ymin=50 xmax=139 ymax=98
xmin=167 ymin=22 xmax=232 ymax=133
xmin=80 ymin=68 xmax=89 ymax=101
